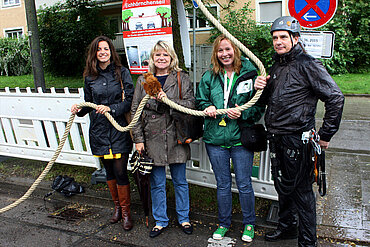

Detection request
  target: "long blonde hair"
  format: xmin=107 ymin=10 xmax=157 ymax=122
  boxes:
xmin=211 ymin=35 xmax=242 ymax=75
xmin=148 ymin=40 xmax=181 ymax=74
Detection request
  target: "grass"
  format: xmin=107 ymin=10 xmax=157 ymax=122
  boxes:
xmin=0 ymin=72 xmax=368 ymax=94
xmin=0 ymin=74 xmax=84 ymax=89
xmin=0 ymin=73 xmax=141 ymax=89
xmin=332 ymin=73 xmax=370 ymax=94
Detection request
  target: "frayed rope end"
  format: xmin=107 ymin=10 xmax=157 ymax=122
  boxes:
xmin=142 ymin=72 xmax=162 ymax=97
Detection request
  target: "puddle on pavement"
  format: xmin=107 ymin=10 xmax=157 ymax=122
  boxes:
xmin=47 ymin=202 xmax=92 ymax=222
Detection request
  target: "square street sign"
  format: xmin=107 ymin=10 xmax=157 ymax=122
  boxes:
xmin=301 ymin=30 xmax=335 ymax=59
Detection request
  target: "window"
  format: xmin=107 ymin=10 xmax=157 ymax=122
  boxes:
xmin=187 ymin=5 xmax=218 ymax=30
xmin=5 ymin=28 xmax=23 ymax=39
xmin=3 ymin=0 xmax=20 ymax=7
xmin=109 ymin=17 xmax=120 ymax=33
xmin=258 ymin=1 xmax=283 ymax=23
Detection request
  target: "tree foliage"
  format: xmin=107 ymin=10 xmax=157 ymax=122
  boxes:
xmin=0 ymin=37 xmax=31 ymax=76
xmin=38 ymin=0 xmax=115 ymax=76
xmin=122 ymin=10 xmax=133 ymax=30
xmin=319 ymin=0 xmax=369 ymax=74
xmin=156 ymin=7 xmax=172 ymax=27
xmin=208 ymin=2 xmax=274 ymax=71
xmin=192 ymin=0 xmax=368 ymax=74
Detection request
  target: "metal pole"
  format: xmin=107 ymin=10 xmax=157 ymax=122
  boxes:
xmin=192 ymin=7 xmax=197 ymax=96
xmin=25 ymin=0 xmax=46 ymax=92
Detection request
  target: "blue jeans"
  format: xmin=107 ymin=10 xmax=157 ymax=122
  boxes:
xmin=150 ymin=163 xmax=190 ymax=227
xmin=205 ymin=144 xmax=255 ymax=228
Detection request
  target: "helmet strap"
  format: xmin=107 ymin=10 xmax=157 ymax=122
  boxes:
xmin=290 ymin=33 xmax=295 ymax=48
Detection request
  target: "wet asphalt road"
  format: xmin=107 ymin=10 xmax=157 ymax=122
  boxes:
xmin=0 ymin=96 xmax=369 ymax=247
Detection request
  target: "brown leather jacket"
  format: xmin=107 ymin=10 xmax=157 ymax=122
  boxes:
xmin=131 ymin=70 xmax=195 ymax=166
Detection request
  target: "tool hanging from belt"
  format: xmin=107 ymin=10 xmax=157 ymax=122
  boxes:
xmin=302 ymin=129 xmax=326 ymax=196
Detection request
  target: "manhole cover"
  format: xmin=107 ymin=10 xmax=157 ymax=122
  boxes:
xmin=48 ymin=203 xmax=92 ymax=222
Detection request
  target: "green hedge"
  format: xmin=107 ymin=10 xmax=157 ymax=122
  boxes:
xmin=0 ymin=37 xmax=31 ymax=76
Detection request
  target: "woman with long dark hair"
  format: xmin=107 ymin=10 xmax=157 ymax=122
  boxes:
xmin=71 ymin=36 xmax=134 ymax=231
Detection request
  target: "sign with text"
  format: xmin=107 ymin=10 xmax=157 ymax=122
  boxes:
xmin=122 ymin=0 xmax=173 ymax=74
xmin=301 ymin=31 xmax=335 ymax=59
xmin=288 ymin=0 xmax=337 ymax=28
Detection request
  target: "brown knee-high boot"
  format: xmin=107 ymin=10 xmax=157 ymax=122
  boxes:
xmin=107 ymin=180 xmax=122 ymax=224
xmin=117 ymin=184 xmax=133 ymax=231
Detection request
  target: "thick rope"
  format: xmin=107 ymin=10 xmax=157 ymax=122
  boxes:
xmin=160 ymin=90 xmax=262 ymax=116
xmin=79 ymin=95 xmax=150 ymax=132
xmin=0 ymin=113 xmax=75 ymax=213
xmin=0 ymin=95 xmax=150 ymax=214
xmin=0 ymin=0 xmax=268 ymax=213
xmin=188 ymin=0 xmax=265 ymax=115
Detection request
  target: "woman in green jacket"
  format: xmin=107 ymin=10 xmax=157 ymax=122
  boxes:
xmin=196 ymin=35 xmax=264 ymax=242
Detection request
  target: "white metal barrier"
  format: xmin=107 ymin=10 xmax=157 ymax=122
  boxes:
xmin=0 ymin=87 xmax=277 ymax=200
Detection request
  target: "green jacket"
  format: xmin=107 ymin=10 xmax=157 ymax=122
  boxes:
xmin=196 ymin=57 xmax=265 ymax=147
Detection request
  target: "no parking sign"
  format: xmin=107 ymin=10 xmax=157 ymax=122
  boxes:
xmin=288 ymin=0 xmax=337 ymax=28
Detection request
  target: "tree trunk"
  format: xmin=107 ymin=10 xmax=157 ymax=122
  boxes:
xmin=25 ymin=0 xmax=46 ymax=92
xmin=170 ymin=0 xmax=185 ymax=70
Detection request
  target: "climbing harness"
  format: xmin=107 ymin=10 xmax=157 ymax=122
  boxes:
xmin=0 ymin=0 xmax=266 ymax=213
xmin=269 ymin=134 xmax=306 ymax=196
xmin=270 ymin=129 xmax=326 ymax=196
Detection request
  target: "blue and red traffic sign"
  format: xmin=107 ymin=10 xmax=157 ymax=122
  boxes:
xmin=288 ymin=0 xmax=337 ymax=28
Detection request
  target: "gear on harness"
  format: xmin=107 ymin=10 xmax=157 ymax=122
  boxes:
xmin=306 ymin=129 xmax=326 ymax=196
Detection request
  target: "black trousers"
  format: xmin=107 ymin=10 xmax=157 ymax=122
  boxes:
xmin=269 ymin=134 xmax=317 ymax=247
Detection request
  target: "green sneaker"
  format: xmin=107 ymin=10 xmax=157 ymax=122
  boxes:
xmin=242 ymin=225 xmax=254 ymax=242
xmin=212 ymin=226 xmax=229 ymax=240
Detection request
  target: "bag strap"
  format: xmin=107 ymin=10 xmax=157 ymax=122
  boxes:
xmin=177 ymin=71 xmax=182 ymax=100
xmin=120 ymin=79 xmax=125 ymax=102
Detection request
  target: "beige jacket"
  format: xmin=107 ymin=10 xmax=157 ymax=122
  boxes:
xmin=131 ymin=70 xmax=195 ymax=166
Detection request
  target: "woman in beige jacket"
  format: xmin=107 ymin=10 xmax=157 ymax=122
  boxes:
xmin=131 ymin=41 xmax=195 ymax=238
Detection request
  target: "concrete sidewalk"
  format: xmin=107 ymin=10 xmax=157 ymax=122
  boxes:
xmin=315 ymin=96 xmax=370 ymax=245
xmin=0 ymin=175 xmax=292 ymax=247
xmin=0 ymin=175 xmax=359 ymax=247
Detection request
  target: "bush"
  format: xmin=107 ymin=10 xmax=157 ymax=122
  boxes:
xmin=320 ymin=0 xmax=370 ymax=74
xmin=38 ymin=0 xmax=115 ymax=76
xmin=0 ymin=37 xmax=31 ymax=76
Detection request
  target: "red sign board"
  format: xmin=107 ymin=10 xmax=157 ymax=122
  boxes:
xmin=288 ymin=0 xmax=337 ymax=28
xmin=122 ymin=0 xmax=173 ymax=74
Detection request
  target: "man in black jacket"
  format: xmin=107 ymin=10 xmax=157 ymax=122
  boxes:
xmin=255 ymin=16 xmax=344 ymax=246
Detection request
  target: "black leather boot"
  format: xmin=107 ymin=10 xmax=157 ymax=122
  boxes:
xmin=265 ymin=226 xmax=298 ymax=242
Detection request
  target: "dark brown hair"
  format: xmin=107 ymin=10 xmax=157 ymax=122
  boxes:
xmin=83 ymin=36 xmax=122 ymax=80
xmin=210 ymin=34 xmax=242 ymax=75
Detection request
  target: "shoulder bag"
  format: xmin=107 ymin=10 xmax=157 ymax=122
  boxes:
xmin=240 ymin=124 xmax=267 ymax=152
xmin=172 ymin=71 xmax=204 ymax=144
